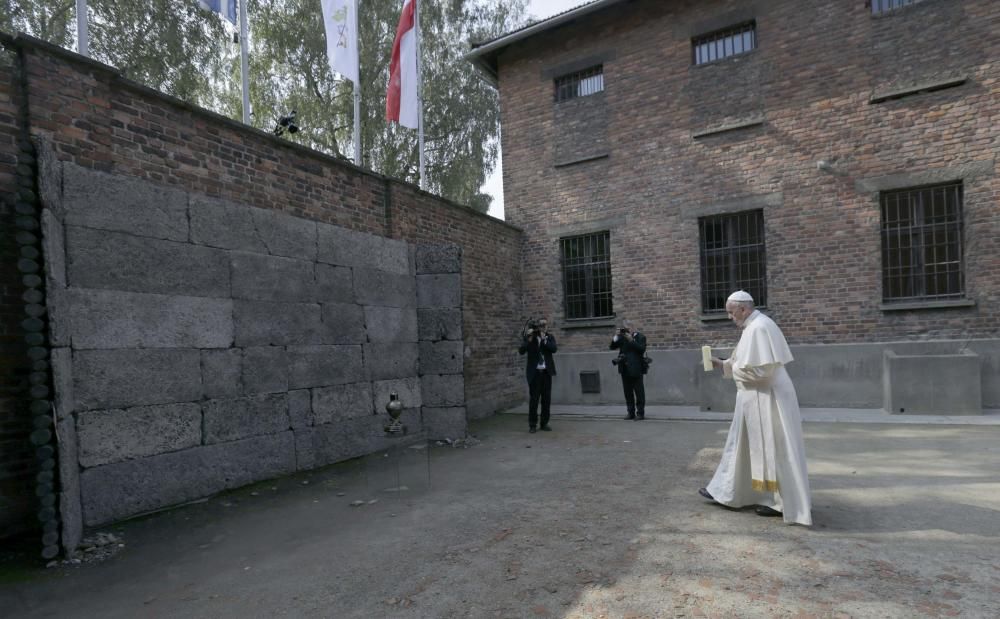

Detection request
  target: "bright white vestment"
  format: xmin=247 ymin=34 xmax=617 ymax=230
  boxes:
xmin=706 ymin=310 xmax=812 ymax=525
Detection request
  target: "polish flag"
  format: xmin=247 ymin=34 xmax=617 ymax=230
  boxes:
xmin=386 ymin=0 xmax=418 ymax=129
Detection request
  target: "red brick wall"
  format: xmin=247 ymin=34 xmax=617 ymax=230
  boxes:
xmin=499 ymin=0 xmax=1000 ymax=352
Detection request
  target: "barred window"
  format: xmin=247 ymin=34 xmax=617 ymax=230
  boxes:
xmin=554 ymin=66 xmax=604 ymax=103
xmin=881 ymin=183 xmax=964 ymax=302
xmin=871 ymin=0 xmax=920 ymax=15
xmin=699 ymin=210 xmax=767 ymax=313
xmin=560 ymin=232 xmax=613 ymax=319
xmin=693 ymin=22 xmax=756 ymax=65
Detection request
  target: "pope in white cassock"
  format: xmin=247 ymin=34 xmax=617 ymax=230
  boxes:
xmin=699 ymin=290 xmax=812 ymax=526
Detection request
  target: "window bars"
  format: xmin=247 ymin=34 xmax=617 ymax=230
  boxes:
xmin=880 ymin=182 xmax=964 ymax=302
xmin=554 ymin=65 xmax=604 ymax=103
xmin=693 ymin=22 xmax=756 ymax=65
xmin=699 ymin=210 xmax=767 ymax=313
xmin=871 ymin=0 xmax=919 ymax=15
xmin=560 ymin=231 xmax=613 ymax=319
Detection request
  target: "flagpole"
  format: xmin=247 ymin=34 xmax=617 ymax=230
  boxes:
xmin=239 ymin=0 xmax=251 ymax=124
xmin=76 ymin=0 xmax=89 ymax=57
xmin=352 ymin=0 xmax=362 ymax=166
xmin=414 ymin=0 xmax=425 ymax=190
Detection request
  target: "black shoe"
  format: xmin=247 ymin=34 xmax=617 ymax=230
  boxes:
xmin=540 ymin=425 xmax=552 ymax=431
xmin=624 ymin=414 xmax=635 ymax=420
xmin=698 ymin=487 xmax=714 ymax=501
xmin=635 ymin=414 xmax=645 ymax=420
xmin=754 ymin=505 xmax=781 ymax=517
xmin=529 ymin=427 xmax=537 ymax=434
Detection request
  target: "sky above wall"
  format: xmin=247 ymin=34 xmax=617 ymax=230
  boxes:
xmin=483 ymin=0 xmax=589 ymax=219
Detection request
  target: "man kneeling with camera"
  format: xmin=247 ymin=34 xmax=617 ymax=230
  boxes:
xmin=610 ymin=320 xmax=648 ymax=420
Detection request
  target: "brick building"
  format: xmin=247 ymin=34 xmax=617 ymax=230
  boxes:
xmin=468 ymin=0 xmax=1000 ymax=412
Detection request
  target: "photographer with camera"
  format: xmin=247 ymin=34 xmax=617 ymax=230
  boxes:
xmin=518 ymin=317 xmax=557 ymax=433
xmin=610 ymin=319 xmax=648 ymax=420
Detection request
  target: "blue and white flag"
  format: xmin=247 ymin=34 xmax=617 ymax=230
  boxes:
xmin=199 ymin=0 xmax=237 ymax=25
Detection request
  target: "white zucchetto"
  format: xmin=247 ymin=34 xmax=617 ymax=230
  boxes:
xmin=727 ymin=290 xmax=754 ymax=303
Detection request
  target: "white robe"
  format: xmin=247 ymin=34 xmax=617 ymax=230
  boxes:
xmin=706 ymin=310 xmax=812 ymax=526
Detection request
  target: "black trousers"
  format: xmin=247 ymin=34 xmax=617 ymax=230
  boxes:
xmin=622 ymin=374 xmax=646 ymax=416
xmin=528 ymin=370 xmax=552 ymax=428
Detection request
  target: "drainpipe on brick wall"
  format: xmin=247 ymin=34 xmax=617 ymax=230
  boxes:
xmin=10 ymin=43 xmax=62 ymax=561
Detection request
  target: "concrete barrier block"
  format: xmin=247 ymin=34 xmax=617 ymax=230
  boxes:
xmin=74 ymin=349 xmax=202 ymax=410
xmin=80 ymin=432 xmax=296 ymax=526
xmin=62 ymin=164 xmax=188 ymax=241
xmin=242 ymin=346 xmax=288 ymax=394
xmin=883 ymin=350 xmax=982 ymax=415
xmin=68 ymin=289 xmax=233 ymax=349
xmin=189 ymin=196 xmax=268 ymax=253
xmin=363 ymin=342 xmax=419 ymax=381
xmin=317 ymin=225 xmax=409 ymax=274
xmin=250 ymin=209 xmax=317 ymax=261
xmin=202 ymin=348 xmax=242 ymax=399
xmin=51 ymin=347 xmax=74 ymax=422
xmin=364 ymin=306 xmax=417 ymax=343
xmin=312 ymin=382 xmax=373 ymax=425
xmin=288 ymin=389 xmax=313 ymax=429
xmin=231 ymin=252 xmax=315 ymax=302
xmin=319 ymin=302 xmax=367 ymax=344
xmin=233 ymin=301 xmax=324 ymax=346
xmin=419 ymin=341 xmax=464 ymax=375
xmin=77 ymin=403 xmax=202 ymax=467
xmin=315 ymin=264 xmax=354 ymax=303
xmin=293 ymin=413 xmax=420 ymax=470
xmin=353 ymin=267 xmax=416 ymax=308
xmin=416 ymin=274 xmax=462 ymax=308
xmin=373 ymin=377 xmax=422 ymax=411
xmin=422 ymin=407 xmax=467 ymax=439
xmin=66 ymin=226 xmax=230 ymax=297
xmin=417 ymin=308 xmax=463 ymax=341
xmin=421 ymin=374 xmax=465 ymax=407
xmin=203 ymin=393 xmax=290 ymax=444
xmin=415 ymin=243 xmax=461 ymax=274
xmin=287 ymin=345 xmax=364 ymax=388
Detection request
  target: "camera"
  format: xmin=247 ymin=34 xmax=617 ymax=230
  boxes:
xmin=619 ymin=327 xmax=628 ymax=334
xmin=273 ymin=110 xmax=299 ymax=136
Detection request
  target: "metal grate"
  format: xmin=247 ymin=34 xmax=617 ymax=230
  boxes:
xmin=560 ymin=231 xmax=613 ymax=319
xmin=580 ymin=371 xmax=601 ymax=394
xmin=880 ymin=182 xmax=964 ymax=302
xmin=692 ymin=22 xmax=756 ymax=65
xmin=871 ymin=0 xmax=920 ymax=15
xmin=554 ymin=65 xmax=604 ymax=103
xmin=699 ymin=210 xmax=767 ymax=313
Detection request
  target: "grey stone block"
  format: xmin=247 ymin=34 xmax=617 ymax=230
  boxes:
xmin=315 ymin=264 xmax=354 ymax=303
xmin=203 ymin=393 xmax=290 ymax=444
xmin=66 ymin=226 xmax=230 ymax=297
xmin=372 ymin=377 xmax=422 ymax=411
xmin=233 ymin=301 xmax=324 ymax=346
xmin=74 ymin=349 xmax=202 ymax=410
xmin=55 ymin=417 xmax=82 ymax=551
xmin=202 ymin=348 xmax=242 ymax=399
xmin=422 ymin=406 xmax=468 ymax=439
xmin=80 ymin=432 xmax=296 ymax=526
xmin=41 ymin=209 xmax=66 ymax=288
xmin=51 ymin=347 xmax=74 ymax=422
xmin=416 ymin=243 xmax=461 ymax=274
xmin=319 ymin=302 xmax=367 ymax=344
xmin=317 ymin=225 xmax=409 ymax=274
xmin=421 ymin=374 xmax=465 ymax=407
xmin=312 ymin=382 xmax=374 ymax=425
xmin=364 ymin=306 xmax=417 ymax=343
xmin=77 ymin=403 xmax=202 ymax=467
xmin=34 ymin=136 xmax=63 ymax=217
xmin=231 ymin=252 xmax=315 ymax=302
xmin=250 ymin=209 xmax=317 ymax=261
xmin=416 ymin=274 xmax=462 ymax=309
xmin=293 ymin=413 xmax=421 ymax=471
xmin=353 ymin=268 xmax=416 ymax=308
xmin=288 ymin=389 xmax=313 ymax=429
xmin=45 ymin=283 xmax=71 ymax=348
xmin=419 ymin=340 xmax=464 ymax=375
xmin=698 ymin=363 xmax=736 ymax=412
xmin=883 ymin=350 xmax=982 ymax=415
xmin=68 ymin=289 xmax=233 ymax=349
xmin=287 ymin=345 xmax=364 ymax=389
xmin=363 ymin=342 xmax=419 ymax=381
xmin=63 ymin=164 xmax=188 ymax=241
xmin=189 ymin=196 xmax=268 ymax=253
xmin=417 ymin=308 xmax=463 ymax=341
xmin=242 ymin=347 xmax=288 ymax=394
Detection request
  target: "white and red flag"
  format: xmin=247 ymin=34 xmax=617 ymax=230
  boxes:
xmin=386 ymin=0 xmax=419 ymax=129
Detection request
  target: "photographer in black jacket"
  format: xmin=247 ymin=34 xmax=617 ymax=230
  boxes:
xmin=610 ymin=319 xmax=647 ymax=420
xmin=518 ymin=318 xmax=557 ymax=433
